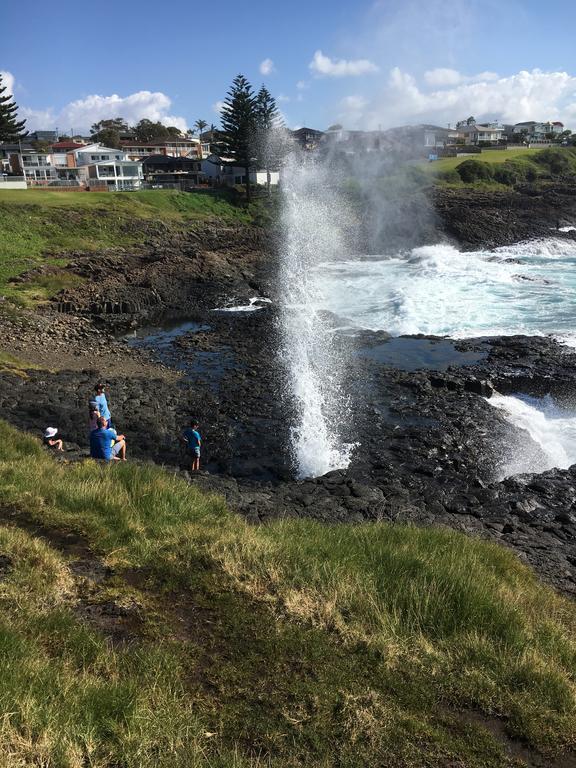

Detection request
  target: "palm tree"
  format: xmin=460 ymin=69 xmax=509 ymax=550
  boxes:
xmin=194 ymin=119 xmax=208 ymax=137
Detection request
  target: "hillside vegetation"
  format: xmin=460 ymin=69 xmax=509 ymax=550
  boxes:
xmin=1 ymin=420 xmax=576 ymax=766
xmin=0 ymin=189 xmax=252 ymax=304
xmin=427 ymin=146 xmax=576 ymax=188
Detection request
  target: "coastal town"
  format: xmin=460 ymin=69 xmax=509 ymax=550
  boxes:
xmin=0 ymin=114 xmax=573 ymax=192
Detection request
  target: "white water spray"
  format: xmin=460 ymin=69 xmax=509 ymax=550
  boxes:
xmin=489 ymin=393 xmax=576 ymax=477
xmin=279 ymin=156 xmax=356 ymax=478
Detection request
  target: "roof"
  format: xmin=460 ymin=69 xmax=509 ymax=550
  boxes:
xmin=459 ymin=123 xmax=501 ymax=132
xmin=51 ymin=141 xmax=84 ymax=150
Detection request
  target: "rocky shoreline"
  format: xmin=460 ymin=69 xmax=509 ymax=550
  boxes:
xmin=3 ymin=183 xmax=576 ymax=594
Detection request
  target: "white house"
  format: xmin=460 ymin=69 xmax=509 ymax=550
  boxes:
xmin=201 ymin=154 xmax=279 ymax=187
xmin=69 ymin=143 xmax=143 ymax=189
xmin=458 ymin=123 xmax=504 ymax=145
xmin=16 ymin=149 xmax=57 ymax=183
xmin=513 ymin=121 xmax=565 ymax=142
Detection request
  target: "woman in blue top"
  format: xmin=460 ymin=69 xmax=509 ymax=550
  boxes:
xmin=181 ymin=420 xmax=202 ymax=472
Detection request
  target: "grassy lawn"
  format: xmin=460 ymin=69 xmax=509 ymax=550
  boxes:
xmin=0 ymin=190 xmax=252 ymax=305
xmin=1 ymin=419 xmax=576 ymax=766
xmin=421 ymin=147 xmax=543 ymax=174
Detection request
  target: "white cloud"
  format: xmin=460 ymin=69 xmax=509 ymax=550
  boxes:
xmin=212 ymin=100 xmax=225 ymax=115
xmin=296 ymin=80 xmax=309 ymax=90
xmin=338 ymin=68 xmax=576 ymax=130
xmin=278 ymin=94 xmax=291 ymax=103
xmin=0 ymin=70 xmax=15 ymax=95
xmin=259 ymin=58 xmax=275 ymax=76
xmin=309 ymin=50 xmax=379 ymax=78
xmin=424 ymin=68 xmax=463 ymax=87
xmin=424 ymin=68 xmax=499 ymax=87
xmin=20 ymin=88 xmax=188 ymax=133
xmin=341 ymin=95 xmax=367 ymax=111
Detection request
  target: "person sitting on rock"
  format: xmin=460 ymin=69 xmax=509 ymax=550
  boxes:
xmin=90 ymin=416 xmax=127 ymax=462
xmin=93 ymin=383 xmax=113 ymax=428
xmin=43 ymin=427 xmax=64 ymax=451
xmin=181 ymin=419 xmax=202 ymax=472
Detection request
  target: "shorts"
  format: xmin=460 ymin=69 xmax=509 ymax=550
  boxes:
xmin=188 ymin=446 xmax=201 ymax=458
xmin=112 ymin=440 xmax=123 ymax=456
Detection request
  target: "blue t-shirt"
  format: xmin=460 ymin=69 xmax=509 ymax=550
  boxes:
xmin=90 ymin=427 xmax=117 ymax=460
xmin=94 ymin=393 xmax=111 ymax=421
xmin=183 ymin=428 xmax=201 ymax=450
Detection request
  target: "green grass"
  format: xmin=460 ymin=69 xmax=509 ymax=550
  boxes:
xmin=0 ymin=420 xmax=576 ymax=766
xmin=422 ymin=147 xmax=543 ymax=174
xmin=421 ymin=146 xmax=576 ymax=191
xmin=0 ymin=190 xmax=253 ymax=304
xmin=0 ymin=350 xmax=44 ymax=377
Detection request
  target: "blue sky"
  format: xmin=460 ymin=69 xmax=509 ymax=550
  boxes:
xmin=3 ymin=0 xmax=576 ymax=133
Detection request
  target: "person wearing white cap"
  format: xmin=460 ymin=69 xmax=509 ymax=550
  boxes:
xmin=43 ymin=427 xmax=64 ymax=451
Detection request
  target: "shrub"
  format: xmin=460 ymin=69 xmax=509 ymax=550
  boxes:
xmin=534 ymin=148 xmax=573 ymax=176
xmin=456 ymin=159 xmax=494 ymax=183
xmin=493 ymin=166 xmax=520 ymax=185
xmin=436 ymin=169 xmax=461 ymax=184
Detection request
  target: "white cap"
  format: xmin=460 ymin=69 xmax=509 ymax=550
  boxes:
xmin=44 ymin=427 xmax=58 ymax=438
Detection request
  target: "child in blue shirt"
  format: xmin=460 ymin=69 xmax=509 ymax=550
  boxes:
xmin=93 ymin=383 xmax=112 ymax=428
xmin=181 ymin=420 xmax=202 ymax=472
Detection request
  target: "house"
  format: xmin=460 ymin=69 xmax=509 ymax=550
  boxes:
xmin=120 ymin=138 xmax=201 ymax=161
xmin=3 ymin=144 xmax=58 ymax=183
xmin=513 ymin=121 xmax=564 ymax=141
xmin=457 ymin=123 xmax=504 ymax=145
xmin=25 ymin=130 xmax=59 ymax=144
xmin=66 ymin=143 xmax=142 ymax=189
xmin=291 ymin=127 xmax=325 ymax=151
xmin=142 ymin=154 xmax=203 ymax=185
xmin=200 ymin=154 xmax=279 ymax=187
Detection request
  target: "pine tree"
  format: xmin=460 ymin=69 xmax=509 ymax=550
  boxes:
xmin=219 ymin=74 xmax=257 ymax=202
xmin=254 ymin=85 xmax=286 ymax=195
xmin=0 ymin=74 xmax=26 ymax=142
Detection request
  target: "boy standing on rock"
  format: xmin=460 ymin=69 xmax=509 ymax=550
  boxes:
xmin=93 ymin=383 xmax=113 ymax=428
xmin=181 ymin=420 xmax=202 ymax=472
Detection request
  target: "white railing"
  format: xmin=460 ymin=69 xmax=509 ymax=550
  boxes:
xmin=0 ymin=175 xmax=25 ymax=183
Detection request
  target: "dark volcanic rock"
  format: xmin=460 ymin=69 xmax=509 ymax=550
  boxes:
xmin=4 ymin=209 xmax=576 ymax=596
xmin=434 ymin=183 xmax=576 ymax=250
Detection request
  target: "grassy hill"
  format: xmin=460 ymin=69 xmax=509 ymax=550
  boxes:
xmin=0 ymin=189 xmax=253 ymax=304
xmin=422 ymin=146 xmax=576 ymax=189
xmin=1 ymin=420 xmax=576 ymax=766
xmin=421 ymin=147 xmax=543 ymax=174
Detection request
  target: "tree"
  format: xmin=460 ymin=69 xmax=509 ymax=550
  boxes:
xmin=219 ymin=74 xmax=257 ymax=203
xmin=133 ymin=119 xmax=171 ymax=142
xmin=194 ymin=119 xmax=208 ymax=136
xmin=90 ymin=118 xmax=129 ymax=148
xmin=466 ymin=116 xmax=476 ymax=125
xmin=254 ymin=85 xmax=285 ymax=195
xmin=0 ymin=73 xmax=26 ymax=142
